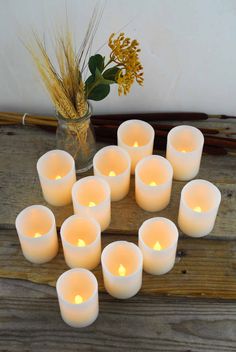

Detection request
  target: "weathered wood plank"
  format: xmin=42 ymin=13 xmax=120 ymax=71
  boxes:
xmin=0 ymin=278 xmax=236 ymax=352
xmin=0 ymin=125 xmax=235 ymax=239
xmin=0 ymin=229 xmax=235 ymax=299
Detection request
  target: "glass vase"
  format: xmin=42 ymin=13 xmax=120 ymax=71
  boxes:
xmin=56 ymin=104 xmax=97 ymax=173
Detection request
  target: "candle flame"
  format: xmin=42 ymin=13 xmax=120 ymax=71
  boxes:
xmin=193 ymin=206 xmax=202 ymax=213
xmin=118 ymin=264 xmax=126 ymax=277
xmin=109 ymin=170 xmax=116 ymax=177
xmin=77 ymin=238 xmax=86 ymax=247
xmin=34 ymin=232 xmax=42 ymax=238
xmin=55 ymin=175 xmax=62 ymax=180
xmin=149 ymin=181 xmax=157 ymax=186
xmin=153 ymin=241 xmax=162 ymax=251
xmin=133 ymin=141 xmax=139 ymax=147
xmin=181 ymin=150 xmax=187 ymax=153
xmin=88 ymin=201 xmax=96 ymax=207
xmin=74 ymin=294 xmax=83 ymax=304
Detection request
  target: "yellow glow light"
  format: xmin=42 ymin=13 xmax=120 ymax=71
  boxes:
xmin=55 ymin=175 xmax=62 ymax=180
xmin=181 ymin=150 xmax=187 ymax=153
xmin=88 ymin=201 xmax=96 ymax=207
xmin=149 ymin=181 xmax=157 ymax=187
xmin=193 ymin=206 xmax=202 ymax=213
xmin=153 ymin=241 xmax=162 ymax=251
xmin=34 ymin=232 xmax=42 ymax=238
xmin=109 ymin=170 xmax=116 ymax=177
xmin=74 ymin=294 xmax=83 ymax=304
xmin=133 ymin=141 xmax=139 ymax=147
xmin=118 ymin=264 xmax=126 ymax=277
xmin=77 ymin=238 xmax=86 ymax=247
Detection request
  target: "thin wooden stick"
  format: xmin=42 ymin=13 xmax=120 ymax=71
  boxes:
xmin=1 ymin=111 xmax=236 ymax=151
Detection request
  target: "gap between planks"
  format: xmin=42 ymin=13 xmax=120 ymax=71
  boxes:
xmin=0 ymin=230 xmax=235 ymax=300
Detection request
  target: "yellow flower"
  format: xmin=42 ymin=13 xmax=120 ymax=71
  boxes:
xmin=108 ymin=33 xmax=144 ymax=95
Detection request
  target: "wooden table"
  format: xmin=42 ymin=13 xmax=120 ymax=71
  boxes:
xmin=0 ymin=120 xmax=236 ymax=352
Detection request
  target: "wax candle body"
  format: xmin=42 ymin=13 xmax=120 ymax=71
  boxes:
xmin=56 ymin=268 xmax=99 ymax=328
xmin=93 ymin=145 xmax=131 ymax=201
xmin=37 ymin=149 xmax=76 ymax=206
xmin=139 ymin=217 xmax=178 ymax=275
xmin=135 ymin=155 xmax=173 ymax=212
xmin=60 ymin=215 xmax=101 ymax=269
xmin=178 ymin=179 xmax=221 ymax=237
xmin=117 ymin=120 xmax=155 ymax=174
xmin=15 ymin=205 xmax=58 ymax=264
xmin=72 ymin=176 xmax=111 ymax=231
xmin=166 ymin=125 xmax=204 ymax=181
xmin=101 ymin=241 xmax=143 ymax=299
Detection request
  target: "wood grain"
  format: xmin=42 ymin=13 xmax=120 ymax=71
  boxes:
xmin=0 ymin=229 xmax=235 ymax=299
xmin=0 ymin=278 xmax=236 ymax=352
xmin=0 ymin=123 xmax=236 ymax=351
xmin=0 ymin=125 xmax=235 ymax=239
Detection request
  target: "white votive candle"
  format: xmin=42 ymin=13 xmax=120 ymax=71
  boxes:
xmin=117 ymin=120 xmax=155 ymax=174
xmin=166 ymin=125 xmax=204 ymax=181
xmin=178 ymin=179 xmax=221 ymax=237
xmin=93 ymin=145 xmax=131 ymax=201
xmin=101 ymin=241 xmax=143 ymax=299
xmin=37 ymin=149 xmax=76 ymax=206
xmin=139 ymin=217 xmax=179 ymax=275
xmin=135 ymin=155 xmax=173 ymax=212
xmin=15 ymin=205 xmax=58 ymax=264
xmin=72 ymin=176 xmax=111 ymax=231
xmin=60 ymin=215 xmax=101 ymax=270
xmin=56 ymin=268 xmax=98 ymax=328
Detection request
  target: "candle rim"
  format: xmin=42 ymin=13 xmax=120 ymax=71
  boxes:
xmin=60 ymin=214 xmax=101 ymax=250
xmin=138 ymin=217 xmax=179 ymax=253
xmin=15 ymin=204 xmax=56 ymax=241
xmin=37 ymin=149 xmax=75 ymax=183
xmin=56 ymin=268 xmax=98 ymax=307
xmin=93 ymin=145 xmax=131 ymax=179
xmin=135 ymin=155 xmax=173 ymax=188
xmin=167 ymin=125 xmax=204 ymax=154
xmin=101 ymin=240 xmax=143 ymax=279
xmin=181 ymin=179 xmax=221 ymax=214
xmin=72 ymin=176 xmax=111 ymax=210
xmin=117 ymin=119 xmax=155 ymax=149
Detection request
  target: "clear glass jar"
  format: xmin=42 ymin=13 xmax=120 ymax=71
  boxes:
xmin=56 ymin=104 xmax=97 ymax=173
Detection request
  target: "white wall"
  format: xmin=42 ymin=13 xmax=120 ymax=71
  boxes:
xmin=0 ymin=0 xmax=236 ymax=115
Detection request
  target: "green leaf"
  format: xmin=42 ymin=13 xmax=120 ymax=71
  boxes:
xmin=88 ymin=84 xmax=110 ymax=101
xmin=85 ymin=75 xmax=94 ymax=85
xmin=94 ymin=68 xmax=115 ymax=85
xmin=88 ymin=54 xmax=104 ymax=75
xmin=103 ymin=66 xmax=120 ymax=82
xmin=84 ymin=75 xmax=95 ymax=97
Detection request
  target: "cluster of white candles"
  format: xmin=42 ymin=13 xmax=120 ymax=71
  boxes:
xmin=15 ymin=120 xmax=221 ymax=328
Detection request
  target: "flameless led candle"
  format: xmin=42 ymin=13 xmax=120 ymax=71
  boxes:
xmin=15 ymin=205 xmax=58 ymax=264
xmin=135 ymin=155 xmax=173 ymax=212
xmin=60 ymin=215 xmax=101 ymax=269
xmin=117 ymin=119 xmax=155 ymax=174
xmin=178 ymin=179 xmax=221 ymax=237
xmin=93 ymin=145 xmax=131 ymax=201
xmin=138 ymin=217 xmax=178 ymax=275
xmin=101 ymin=241 xmax=143 ymax=299
xmin=37 ymin=149 xmax=76 ymax=206
xmin=72 ymin=176 xmax=111 ymax=231
xmin=166 ymin=125 xmax=204 ymax=181
xmin=56 ymin=268 xmax=98 ymax=328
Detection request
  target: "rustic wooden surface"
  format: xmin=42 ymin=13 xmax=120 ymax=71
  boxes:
xmin=0 ymin=121 xmax=236 ymax=351
xmin=0 ymin=229 xmax=236 ymax=299
xmin=0 ymin=124 xmax=236 ymax=239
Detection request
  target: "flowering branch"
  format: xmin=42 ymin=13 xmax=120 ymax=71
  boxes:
xmin=85 ymin=33 xmax=144 ymax=101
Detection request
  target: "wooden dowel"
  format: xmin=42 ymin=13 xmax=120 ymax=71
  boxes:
xmin=92 ymin=112 xmax=209 ymax=122
xmin=93 ymin=125 xmax=236 ymax=150
xmin=0 ymin=111 xmax=235 ymax=150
